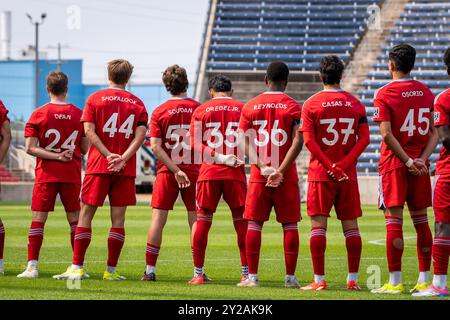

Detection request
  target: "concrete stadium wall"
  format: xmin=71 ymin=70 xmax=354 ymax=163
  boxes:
xmin=0 ymin=182 xmax=34 ymax=202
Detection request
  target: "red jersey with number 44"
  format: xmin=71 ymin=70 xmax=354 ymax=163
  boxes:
xmin=299 ymin=90 xmax=368 ymax=181
xmin=25 ymin=103 xmax=84 ymax=184
xmin=373 ymin=79 xmax=435 ymax=175
xmin=149 ymin=97 xmax=200 ymax=176
xmin=190 ymin=97 xmax=246 ymax=182
xmin=434 ymin=88 xmax=450 ymax=176
xmin=82 ymin=88 xmax=148 ymax=177
xmin=239 ymin=92 xmax=302 ymax=183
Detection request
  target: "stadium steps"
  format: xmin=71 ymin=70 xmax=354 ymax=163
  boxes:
xmin=0 ymin=165 xmax=20 ymax=183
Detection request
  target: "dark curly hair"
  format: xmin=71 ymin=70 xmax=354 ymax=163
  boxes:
xmin=389 ymin=43 xmax=416 ymax=74
xmin=319 ymin=55 xmax=345 ymax=85
xmin=444 ymin=47 xmax=450 ymax=75
xmin=208 ymin=74 xmax=232 ymax=92
xmin=162 ymin=65 xmax=189 ymax=95
xmin=266 ymin=61 xmax=289 ymax=83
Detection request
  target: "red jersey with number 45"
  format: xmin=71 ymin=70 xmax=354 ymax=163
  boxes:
xmin=25 ymin=103 xmax=84 ymax=184
xmin=82 ymin=88 xmax=148 ymax=177
xmin=149 ymin=97 xmax=200 ymax=176
xmin=434 ymin=88 xmax=450 ymax=176
xmin=190 ymin=97 xmax=246 ymax=182
xmin=239 ymin=92 xmax=302 ymax=183
xmin=373 ymin=79 xmax=434 ymax=175
xmin=299 ymin=90 xmax=368 ymax=181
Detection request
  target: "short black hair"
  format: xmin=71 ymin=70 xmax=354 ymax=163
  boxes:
xmin=319 ymin=55 xmax=345 ymax=85
xmin=389 ymin=44 xmax=416 ymax=74
xmin=444 ymin=47 xmax=450 ymax=75
xmin=208 ymin=74 xmax=232 ymax=92
xmin=266 ymin=61 xmax=289 ymax=83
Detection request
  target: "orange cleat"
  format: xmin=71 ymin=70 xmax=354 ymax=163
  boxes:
xmin=300 ymin=280 xmax=327 ymax=291
xmin=346 ymin=280 xmax=361 ymax=291
xmin=236 ymin=275 xmax=248 ymax=287
xmin=188 ymin=274 xmax=204 ymax=285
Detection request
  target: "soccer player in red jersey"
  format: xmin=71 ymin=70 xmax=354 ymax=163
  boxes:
xmin=238 ymin=61 xmax=303 ymax=288
xmin=0 ymin=99 xmax=11 ymax=275
xmin=299 ymin=56 xmax=370 ymax=291
xmin=371 ymin=44 xmax=438 ymax=294
xmin=142 ymin=65 xmax=201 ymax=281
xmin=188 ymin=74 xmax=248 ymax=285
xmin=55 ymin=60 xmax=148 ymax=281
xmin=17 ymin=72 xmax=88 ymax=278
xmin=414 ymin=48 xmax=450 ymax=297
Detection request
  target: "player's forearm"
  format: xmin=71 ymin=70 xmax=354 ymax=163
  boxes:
xmin=438 ymin=126 xmax=450 ymax=152
xmin=338 ymin=126 xmax=370 ymax=170
xmin=0 ymin=135 xmax=11 ymax=163
xmin=382 ymin=132 xmax=411 ymax=164
xmin=278 ymin=132 xmax=303 ymax=174
xmin=121 ymin=131 xmax=146 ymax=163
xmin=303 ymin=131 xmax=334 ymax=169
xmin=420 ymin=126 xmax=439 ymax=162
xmin=151 ymin=144 xmax=180 ymax=174
xmin=86 ymin=131 xmax=111 ymax=158
xmin=26 ymin=146 xmax=61 ymax=161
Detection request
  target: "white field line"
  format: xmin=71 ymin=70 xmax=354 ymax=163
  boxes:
xmin=368 ymin=236 xmax=416 ymax=247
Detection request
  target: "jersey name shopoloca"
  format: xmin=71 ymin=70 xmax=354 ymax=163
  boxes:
xmin=434 ymin=88 xmax=450 ymax=176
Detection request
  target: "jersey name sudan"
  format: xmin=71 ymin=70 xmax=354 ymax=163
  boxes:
xmin=434 ymin=88 xmax=450 ymax=176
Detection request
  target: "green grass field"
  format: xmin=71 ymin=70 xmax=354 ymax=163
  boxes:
xmin=0 ymin=203 xmax=445 ymax=300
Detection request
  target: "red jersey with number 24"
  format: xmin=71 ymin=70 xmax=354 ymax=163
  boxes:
xmin=434 ymin=88 xmax=450 ymax=177
xmin=373 ymin=79 xmax=434 ymax=175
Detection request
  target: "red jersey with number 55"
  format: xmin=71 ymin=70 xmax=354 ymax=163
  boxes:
xmin=25 ymin=103 xmax=84 ymax=184
xmin=373 ymin=79 xmax=434 ymax=175
xmin=148 ymin=97 xmax=200 ymax=176
xmin=190 ymin=97 xmax=246 ymax=182
xmin=81 ymin=88 xmax=148 ymax=177
xmin=239 ymin=92 xmax=302 ymax=183
xmin=434 ymin=88 xmax=450 ymax=176
xmin=299 ymin=90 xmax=368 ymax=181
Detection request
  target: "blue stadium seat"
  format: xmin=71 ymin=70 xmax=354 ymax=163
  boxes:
xmin=368 ymin=71 xmax=448 ymax=78
xmin=209 ymin=53 xmax=350 ymax=61
xmin=207 ymin=61 xmax=319 ymax=71
xmin=214 ymin=28 xmax=363 ymax=36
xmin=209 ymin=44 xmax=354 ymax=53
xmin=211 ymin=36 xmax=358 ymax=44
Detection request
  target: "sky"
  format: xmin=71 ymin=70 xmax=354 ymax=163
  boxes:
xmin=2 ymin=0 xmax=210 ymax=84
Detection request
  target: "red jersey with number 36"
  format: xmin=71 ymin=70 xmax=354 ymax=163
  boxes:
xmin=148 ymin=97 xmax=200 ymax=176
xmin=82 ymin=88 xmax=148 ymax=177
xmin=25 ymin=103 xmax=84 ymax=184
xmin=190 ymin=97 xmax=246 ymax=182
xmin=434 ymin=88 xmax=450 ymax=176
xmin=239 ymin=92 xmax=302 ymax=183
xmin=299 ymin=90 xmax=368 ymax=181
xmin=373 ymin=79 xmax=434 ymax=175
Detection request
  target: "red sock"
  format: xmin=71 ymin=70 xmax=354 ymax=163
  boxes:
xmin=72 ymin=227 xmax=91 ymax=266
xmin=0 ymin=223 xmax=4 ymax=259
xmin=433 ymin=236 xmax=450 ymax=275
xmin=283 ymin=223 xmax=299 ymax=275
xmin=146 ymin=243 xmax=160 ymax=266
xmin=28 ymin=221 xmax=45 ymax=261
xmin=232 ymin=207 xmax=247 ymax=267
xmin=69 ymin=221 xmax=78 ymax=251
xmin=107 ymin=227 xmax=125 ymax=268
xmin=193 ymin=214 xmax=213 ymax=268
xmin=411 ymin=215 xmax=432 ymax=272
xmin=310 ymin=227 xmax=326 ymax=276
xmin=344 ymin=228 xmax=362 ymax=274
xmin=246 ymin=221 xmax=262 ymax=274
xmin=385 ymin=216 xmax=403 ymax=272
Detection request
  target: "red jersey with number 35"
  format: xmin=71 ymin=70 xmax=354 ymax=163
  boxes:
xmin=25 ymin=103 xmax=84 ymax=184
xmin=299 ymin=90 xmax=368 ymax=181
xmin=373 ymin=79 xmax=434 ymax=175
xmin=239 ymin=92 xmax=302 ymax=183
xmin=434 ymin=88 xmax=450 ymax=176
xmin=149 ymin=97 xmax=200 ymax=176
xmin=190 ymin=97 xmax=246 ymax=182
xmin=82 ymin=88 xmax=148 ymax=177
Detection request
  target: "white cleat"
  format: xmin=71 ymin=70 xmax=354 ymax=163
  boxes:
xmin=17 ymin=267 xmax=39 ymax=278
xmin=285 ymin=276 xmax=301 ymax=288
xmin=52 ymin=266 xmax=85 ymax=281
xmin=239 ymin=276 xmax=259 ymax=287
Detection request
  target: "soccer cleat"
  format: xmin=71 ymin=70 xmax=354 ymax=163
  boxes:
xmin=141 ymin=272 xmax=156 ymax=282
xmin=410 ymin=282 xmax=429 ymax=293
xmin=188 ymin=274 xmax=204 ymax=285
xmin=203 ymin=273 xmax=212 ymax=282
xmin=53 ymin=266 xmax=85 ymax=280
xmin=412 ymin=285 xmax=449 ymax=298
xmin=285 ymin=277 xmax=301 ymax=288
xmin=371 ymin=283 xmax=404 ymax=294
xmin=239 ymin=276 xmax=259 ymax=287
xmin=301 ymin=280 xmax=327 ymax=291
xmin=103 ymin=271 xmax=126 ymax=281
xmin=236 ymin=275 xmax=248 ymax=287
xmin=347 ymin=280 xmax=361 ymax=291
xmin=17 ymin=266 xmax=39 ymax=279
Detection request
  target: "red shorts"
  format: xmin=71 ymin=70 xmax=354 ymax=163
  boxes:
xmin=307 ymin=180 xmax=362 ymax=221
xmin=81 ymin=174 xmax=136 ymax=207
xmin=433 ymin=175 xmax=450 ymax=223
xmin=197 ymin=180 xmax=247 ymax=214
xmin=244 ymin=181 xmax=301 ymax=224
xmin=379 ymin=166 xmax=432 ymax=211
xmin=32 ymin=182 xmax=81 ymax=212
xmin=151 ymin=172 xmax=198 ymax=211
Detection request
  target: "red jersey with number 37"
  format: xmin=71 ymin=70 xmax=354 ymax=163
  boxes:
xmin=239 ymin=92 xmax=302 ymax=183
xmin=149 ymin=97 xmax=200 ymax=176
xmin=299 ymin=90 xmax=368 ymax=181
xmin=82 ymin=88 xmax=148 ymax=177
xmin=190 ymin=97 xmax=246 ymax=182
xmin=434 ymin=88 xmax=450 ymax=176
xmin=373 ymin=79 xmax=434 ymax=175
xmin=25 ymin=103 xmax=84 ymax=184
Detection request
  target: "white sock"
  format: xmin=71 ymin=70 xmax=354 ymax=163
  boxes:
xmin=347 ymin=272 xmax=358 ymax=282
xmin=0 ymin=259 xmax=3 ymax=269
xmin=286 ymin=274 xmax=295 ymax=281
xmin=389 ymin=271 xmax=402 ymax=286
xmin=107 ymin=266 xmax=116 ymax=273
xmin=146 ymin=265 xmax=156 ymax=275
xmin=248 ymin=273 xmax=258 ymax=281
xmin=433 ymin=275 xmax=447 ymax=290
xmin=314 ymin=274 xmax=325 ymax=283
xmin=28 ymin=260 xmax=38 ymax=268
xmin=194 ymin=267 xmax=204 ymax=277
xmin=417 ymin=271 xmax=430 ymax=284
xmin=71 ymin=264 xmax=82 ymax=270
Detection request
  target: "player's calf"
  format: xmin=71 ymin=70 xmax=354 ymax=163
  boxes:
xmin=0 ymin=221 xmax=4 ymax=275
